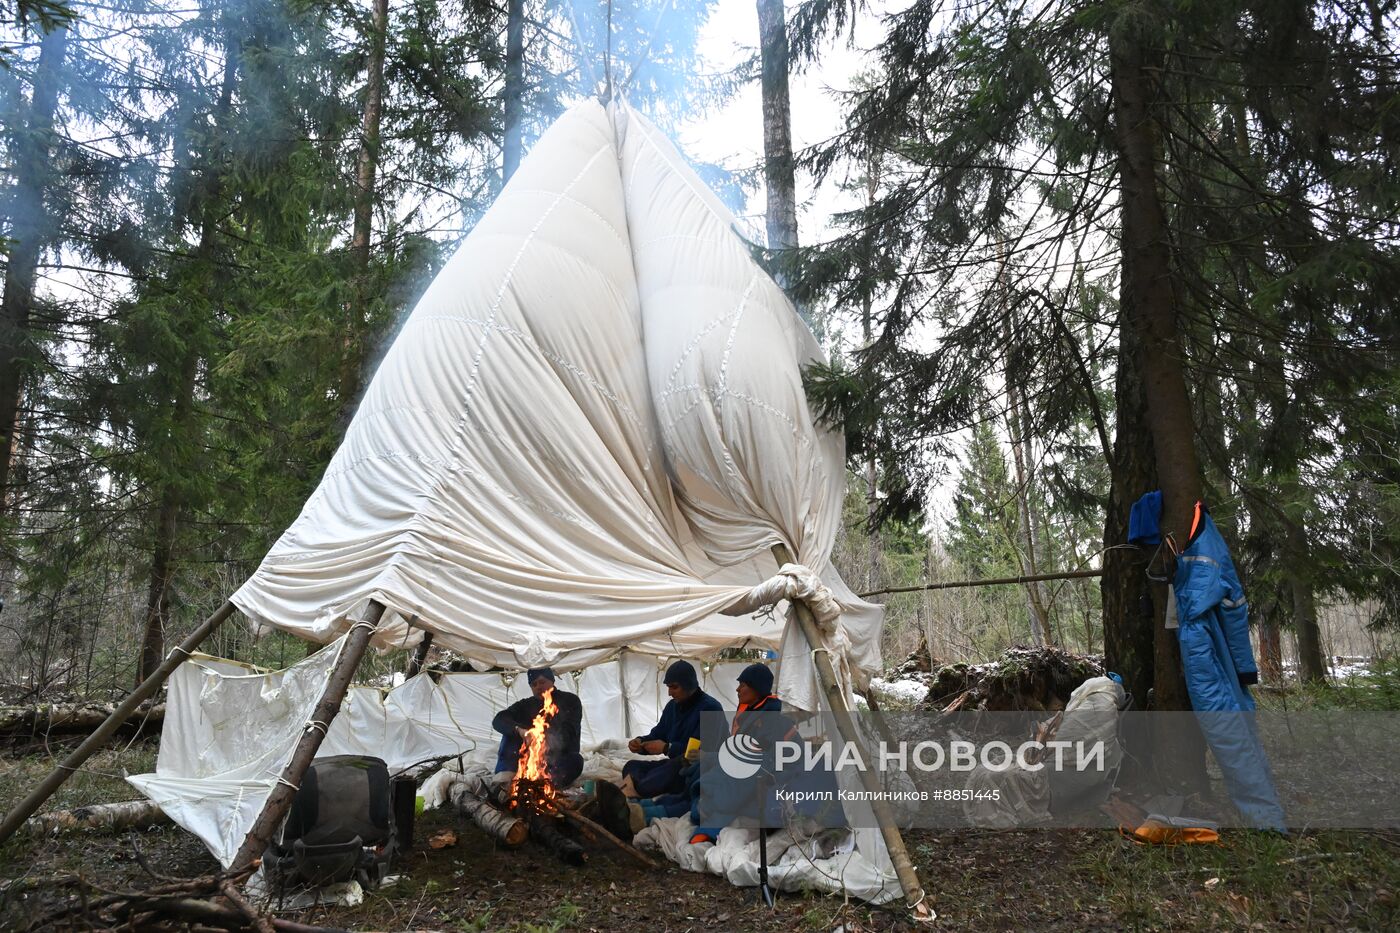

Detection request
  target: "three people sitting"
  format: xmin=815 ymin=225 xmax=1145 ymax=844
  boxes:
xmin=491 ymin=667 xmax=585 ymax=788
xmin=496 ymin=659 xmax=803 ymax=847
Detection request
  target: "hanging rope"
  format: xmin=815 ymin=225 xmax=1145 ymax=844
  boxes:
xmin=604 ymin=0 xmax=614 ymax=100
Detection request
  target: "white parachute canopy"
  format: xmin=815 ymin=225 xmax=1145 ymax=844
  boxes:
xmin=134 ymin=98 xmax=903 ymax=904
xmin=229 ymin=99 xmax=882 ymax=708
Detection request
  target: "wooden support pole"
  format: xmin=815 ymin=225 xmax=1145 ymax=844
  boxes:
xmin=858 ymin=686 xmax=898 ymax=747
xmin=771 ymin=544 xmax=931 ymax=920
xmin=405 ymin=629 xmax=433 ymax=678
xmin=231 ymin=600 xmax=386 ymax=871
xmin=0 ymin=599 xmax=236 ymax=847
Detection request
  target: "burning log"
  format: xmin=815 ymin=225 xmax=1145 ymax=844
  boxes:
xmin=449 ymin=780 xmax=527 ymax=847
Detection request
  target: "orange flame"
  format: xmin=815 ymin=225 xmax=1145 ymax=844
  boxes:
xmin=512 ymin=686 xmax=559 ymax=807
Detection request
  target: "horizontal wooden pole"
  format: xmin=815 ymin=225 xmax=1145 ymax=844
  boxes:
xmin=859 ymin=567 xmax=1103 ymax=598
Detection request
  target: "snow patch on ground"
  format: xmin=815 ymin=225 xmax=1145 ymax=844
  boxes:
xmin=1281 ymin=657 xmax=1374 ymax=682
xmin=870 ymin=675 xmax=930 ymax=707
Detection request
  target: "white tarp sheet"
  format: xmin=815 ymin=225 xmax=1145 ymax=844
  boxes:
xmin=130 ymin=644 xmax=757 ymax=866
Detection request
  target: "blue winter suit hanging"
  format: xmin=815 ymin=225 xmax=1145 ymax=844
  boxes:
xmin=1131 ymin=492 xmax=1286 ymax=830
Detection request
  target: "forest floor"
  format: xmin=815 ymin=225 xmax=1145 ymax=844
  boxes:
xmin=2 ymin=669 xmax=1398 ymax=931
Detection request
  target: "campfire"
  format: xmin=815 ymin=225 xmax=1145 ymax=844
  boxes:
xmin=510 ymin=686 xmax=560 ymax=815
xmin=445 ymin=686 xmax=657 ymax=871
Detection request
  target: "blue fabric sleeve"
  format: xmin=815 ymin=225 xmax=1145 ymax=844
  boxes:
xmin=641 ymin=700 xmax=673 ymax=743
xmin=1218 ymin=562 xmax=1259 ymax=685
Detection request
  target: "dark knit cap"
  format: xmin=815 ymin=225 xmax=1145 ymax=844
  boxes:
xmin=526 ymin=667 xmax=556 ymax=684
xmin=737 ymin=663 xmax=774 ymax=696
xmin=663 ymin=660 xmax=699 ymax=691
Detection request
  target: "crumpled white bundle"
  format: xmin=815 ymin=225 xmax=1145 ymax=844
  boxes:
xmin=721 ymin=563 xmax=841 ymax=630
xmin=419 ymin=753 xmax=493 ymax=810
xmin=720 ymin=562 xmax=860 ymax=707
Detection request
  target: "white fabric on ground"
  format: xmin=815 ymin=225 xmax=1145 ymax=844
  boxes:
xmin=634 ymin=817 xmax=899 ymax=905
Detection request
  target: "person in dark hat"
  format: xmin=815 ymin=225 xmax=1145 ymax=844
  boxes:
xmin=618 ymin=660 xmax=722 ymax=799
xmin=686 ymin=662 xmax=794 ymax=844
xmin=492 ymin=667 xmax=585 ymax=788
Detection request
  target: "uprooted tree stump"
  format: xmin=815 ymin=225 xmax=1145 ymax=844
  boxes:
xmin=921 ymin=647 xmax=1104 ymax=712
xmin=888 ymin=637 xmax=939 ymax=678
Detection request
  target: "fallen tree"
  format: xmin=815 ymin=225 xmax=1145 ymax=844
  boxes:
xmin=25 ymin=798 xmax=169 ymax=837
xmin=0 ymin=701 xmax=165 ymax=743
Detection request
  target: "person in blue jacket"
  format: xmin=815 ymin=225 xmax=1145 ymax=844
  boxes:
xmin=687 ymin=661 xmax=792 ymax=844
xmin=620 ymin=660 xmax=722 ymax=799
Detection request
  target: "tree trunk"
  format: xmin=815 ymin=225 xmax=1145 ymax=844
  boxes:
xmin=338 ymin=0 xmax=390 ymax=426
xmin=136 ymin=47 xmax=238 ymax=685
xmin=1101 ymin=317 xmax=1156 ymax=701
xmin=503 ymin=0 xmax=525 ymax=182
xmin=137 ymin=353 xmax=197 ymax=683
xmin=1287 ymin=519 xmax=1327 ymax=683
xmin=861 ymin=163 xmax=880 ymax=588
xmin=26 ymin=799 xmax=169 ymax=837
xmin=0 ymin=26 xmax=67 ymax=516
xmin=0 ymin=702 xmax=164 ymax=740
xmin=1257 ymin=612 xmax=1283 ymax=684
xmin=756 ymin=0 xmax=798 ymax=256
xmin=1005 ymin=360 xmax=1052 ymax=645
xmin=1110 ymin=28 xmax=1202 ymax=713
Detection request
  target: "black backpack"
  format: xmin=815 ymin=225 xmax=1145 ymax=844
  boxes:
xmin=262 ymin=755 xmax=415 ymax=890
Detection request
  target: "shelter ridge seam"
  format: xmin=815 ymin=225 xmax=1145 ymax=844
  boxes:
xmin=708 ymin=274 xmax=762 ymax=489
xmin=460 ymin=146 xmax=611 ymax=402
xmin=714 ymin=273 xmax=759 ymax=413
xmin=497 ymin=187 xmax=630 ymax=247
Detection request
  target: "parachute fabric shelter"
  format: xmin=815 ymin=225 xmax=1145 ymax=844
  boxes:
xmin=128 ymin=99 xmax=903 ymax=903
xmin=229 ymin=100 xmax=880 ymax=711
